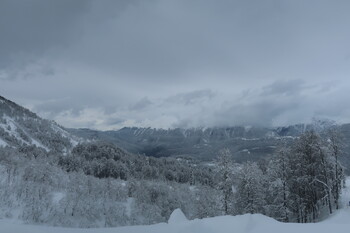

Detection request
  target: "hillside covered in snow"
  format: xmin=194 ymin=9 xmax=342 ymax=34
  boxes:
xmin=1 ymin=178 xmax=350 ymax=233
xmin=0 ymin=95 xmax=79 ymax=152
xmin=0 ymin=95 xmax=347 ymax=230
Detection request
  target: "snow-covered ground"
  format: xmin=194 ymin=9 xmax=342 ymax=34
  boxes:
xmin=1 ymin=179 xmax=350 ymax=233
xmin=1 ymin=210 xmax=350 ymax=233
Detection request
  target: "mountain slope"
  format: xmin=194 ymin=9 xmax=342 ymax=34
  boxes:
xmin=0 ymin=96 xmax=79 ymax=152
xmin=69 ymin=124 xmax=350 ymax=171
xmin=68 ymin=126 xmax=304 ymax=161
xmin=2 ymin=177 xmax=350 ymax=233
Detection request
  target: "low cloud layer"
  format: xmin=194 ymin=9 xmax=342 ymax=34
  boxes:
xmin=1 ymin=0 xmax=350 ymax=129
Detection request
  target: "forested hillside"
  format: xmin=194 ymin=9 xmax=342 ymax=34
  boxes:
xmin=0 ymin=96 xmax=347 ymax=227
xmin=0 ymin=96 xmax=78 ymax=152
xmin=69 ymin=123 xmax=350 ymax=172
xmin=0 ymin=129 xmax=345 ymax=226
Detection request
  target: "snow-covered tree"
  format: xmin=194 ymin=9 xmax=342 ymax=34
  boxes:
xmin=234 ymin=162 xmax=266 ymax=215
xmin=216 ymin=148 xmax=234 ymax=214
xmin=265 ymin=146 xmax=293 ymax=222
xmin=326 ymin=127 xmax=344 ymax=210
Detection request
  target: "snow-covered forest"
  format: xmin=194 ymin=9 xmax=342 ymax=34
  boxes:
xmin=2 ymin=1 xmax=350 ymax=232
xmin=0 ymin=124 xmax=345 ymax=227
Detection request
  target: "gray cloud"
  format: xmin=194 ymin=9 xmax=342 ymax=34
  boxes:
xmin=262 ymin=79 xmax=305 ymax=97
xmin=1 ymin=0 xmax=350 ymax=129
xmin=0 ymin=0 xmax=88 ymax=72
xmin=165 ymin=90 xmax=216 ymax=105
xmin=0 ymin=0 xmax=135 ymax=79
xmin=129 ymin=97 xmax=153 ymax=111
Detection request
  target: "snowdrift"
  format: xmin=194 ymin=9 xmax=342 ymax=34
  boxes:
xmin=1 ymin=208 xmax=350 ymax=233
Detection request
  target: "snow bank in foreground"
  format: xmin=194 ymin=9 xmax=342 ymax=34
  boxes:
xmin=1 ymin=210 xmax=350 ymax=233
xmin=168 ymin=208 xmax=188 ymax=224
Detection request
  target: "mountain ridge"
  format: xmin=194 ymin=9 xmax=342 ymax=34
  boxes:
xmin=1 ymin=94 xmax=349 ymax=170
xmin=0 ymin=95 xmax=79 ymax=152
xmin=68 ymin=123 xmax=350 ymax=170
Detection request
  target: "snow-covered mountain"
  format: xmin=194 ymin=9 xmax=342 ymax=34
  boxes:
xmin=69 ymin=124 xmax=350 ymax=171
xmin=68 ymin=125 xmax=309 ymax=161
xmin=0 ymin=95 xmax=79 ymax=152
xmin=0 ymin=95 xmax=349 ymax=229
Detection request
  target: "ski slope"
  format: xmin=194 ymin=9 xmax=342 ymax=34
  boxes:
xmin=1 ymin=179 xmax=350 ymax=233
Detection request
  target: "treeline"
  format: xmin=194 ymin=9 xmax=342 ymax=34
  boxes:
xmin=0 ymin=144 xmax=222 ymax=227
xmin=0 ymin=127 xmax=346 ymax=227
xmin=222 ymin=128 xmax=345 ymax=222
xmin=58 ymin=142 xmax=214 ymax=186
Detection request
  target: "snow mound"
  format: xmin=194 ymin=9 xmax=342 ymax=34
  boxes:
xmin=168 ymin=208 xmax=188 ymax=224
xmin=2 ymin=212 xmax=350 ymax=233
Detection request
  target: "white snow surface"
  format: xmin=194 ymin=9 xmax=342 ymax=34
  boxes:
xmin=2 ymin=211 xmax=350 ymax=233
xmin=1 ymin=179 xmax=350 ymax=233
xmin=168 ymin=208 xmax=188 ymax=224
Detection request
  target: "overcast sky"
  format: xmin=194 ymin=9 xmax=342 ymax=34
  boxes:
xmin=1 ymin=0 xmax=350 ymax=130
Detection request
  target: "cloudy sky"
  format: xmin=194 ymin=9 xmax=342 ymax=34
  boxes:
xmin=1 ymin=0 xmax=350 ymax=130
